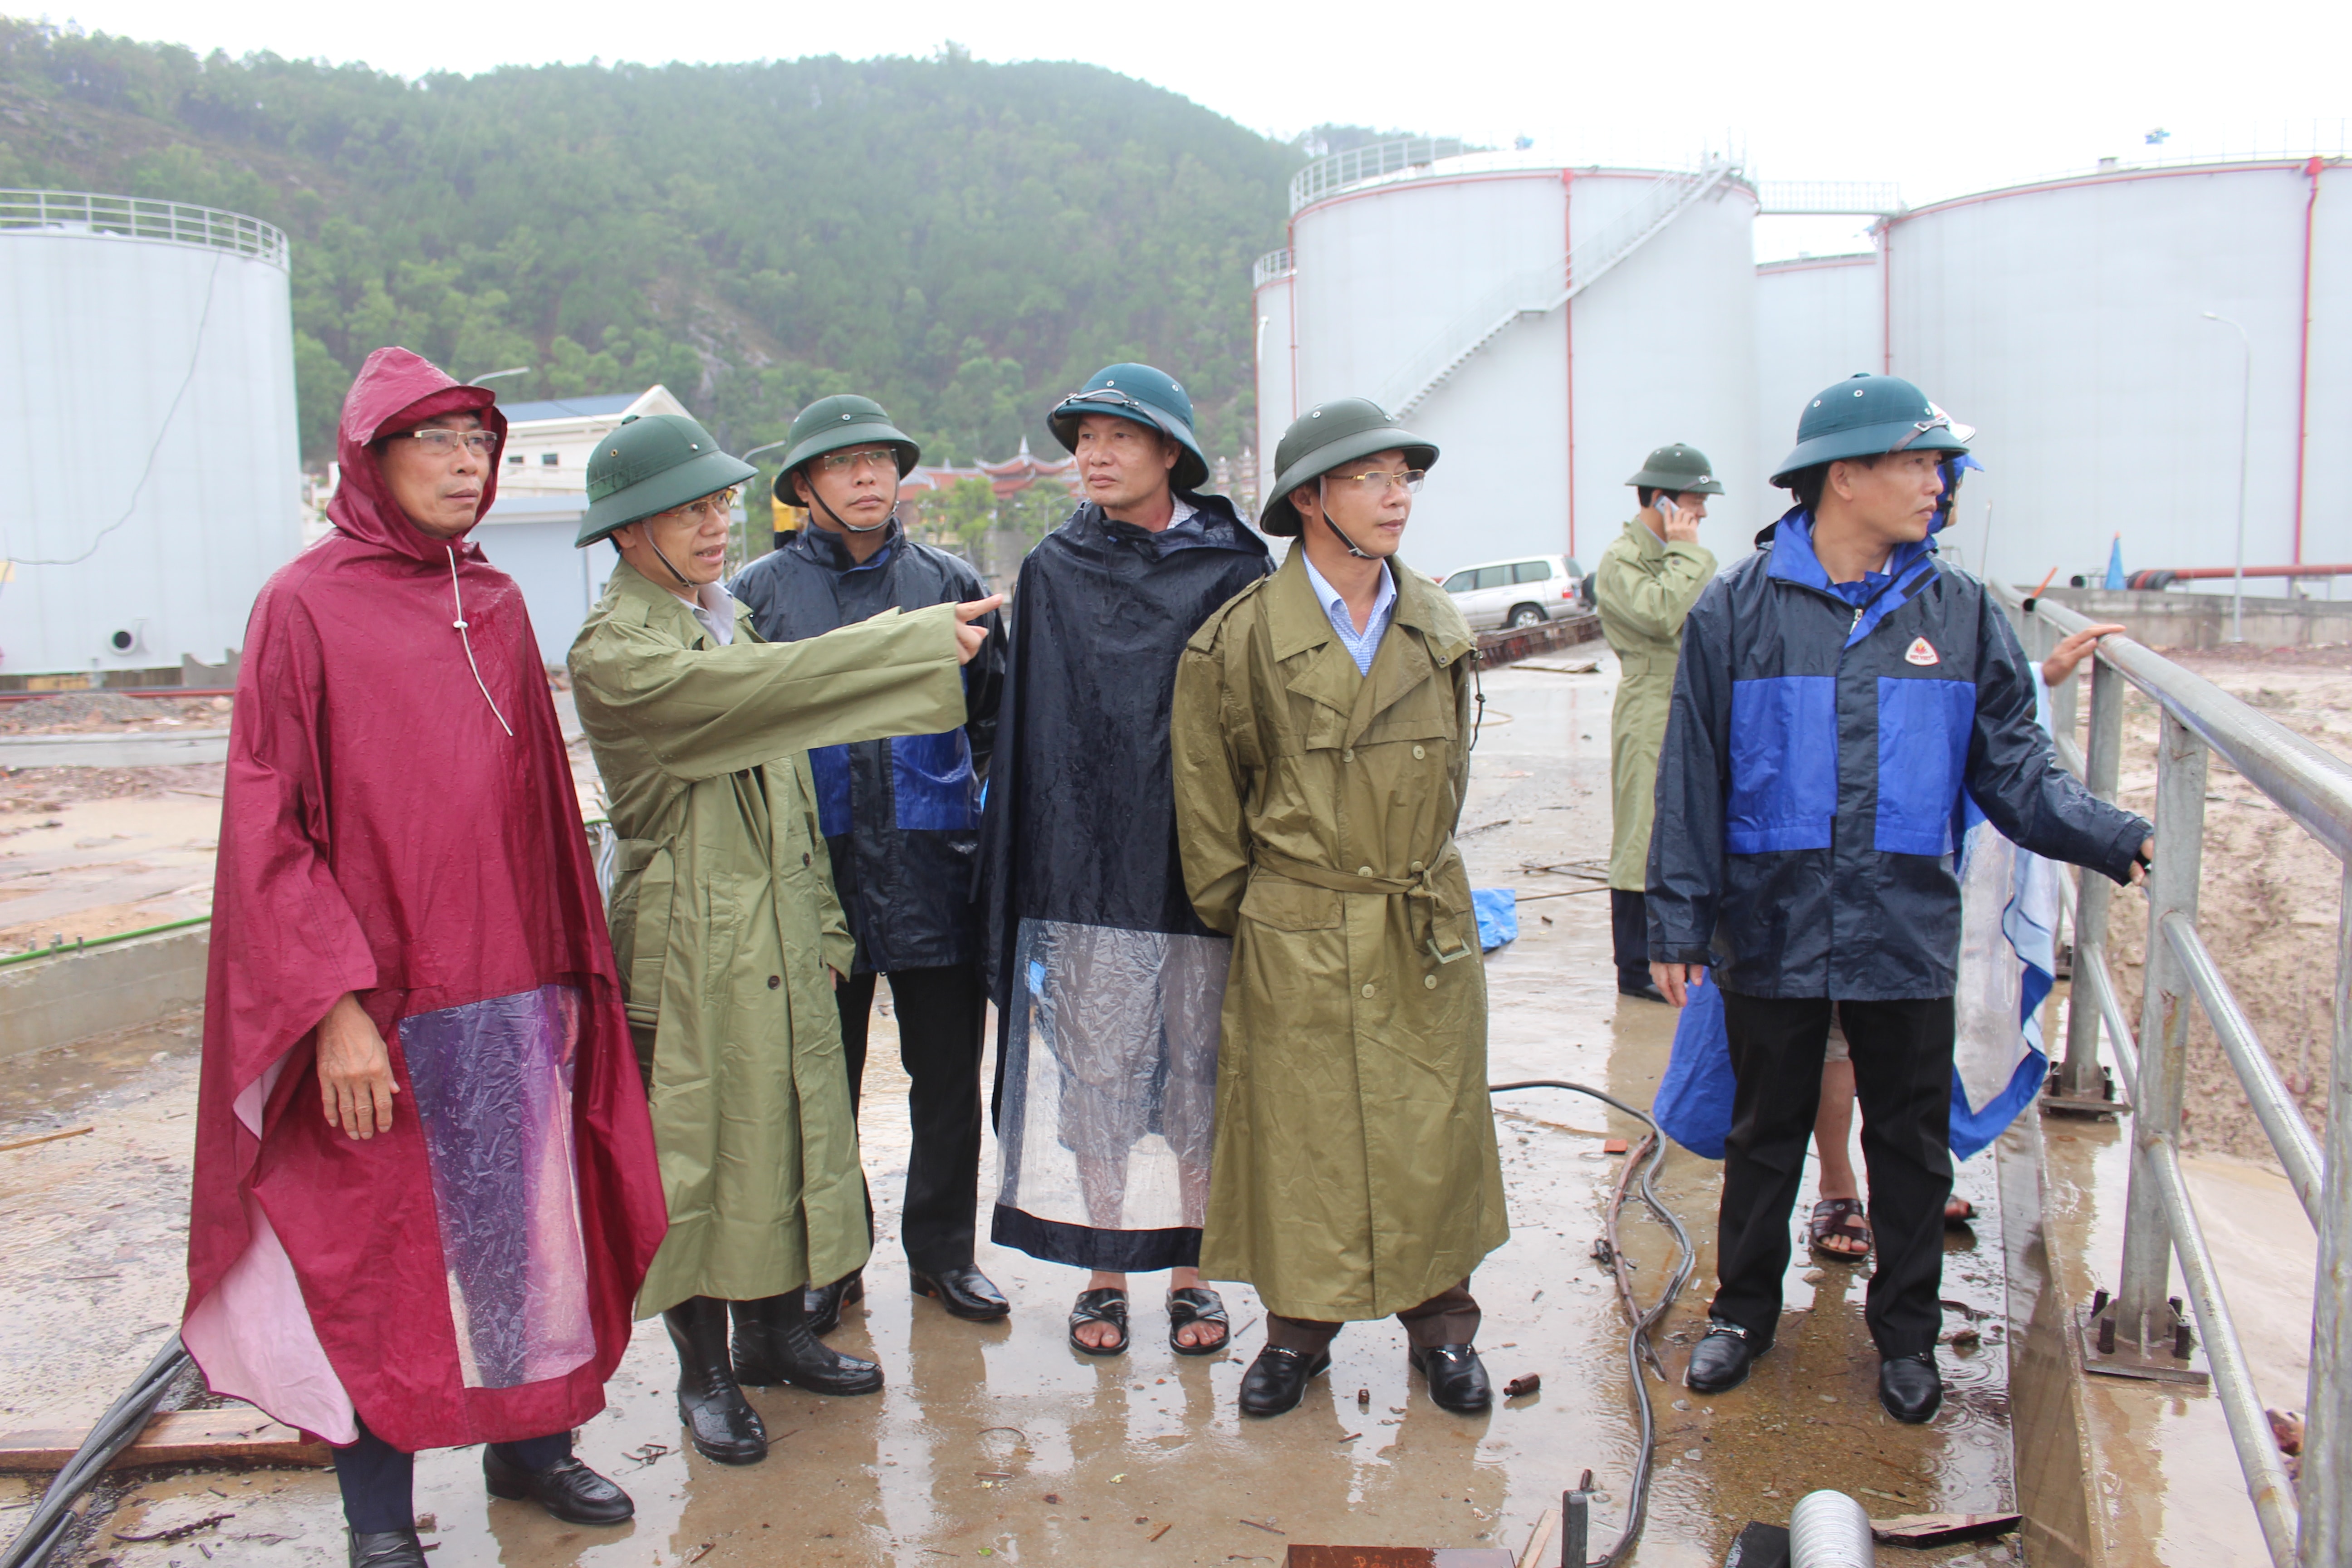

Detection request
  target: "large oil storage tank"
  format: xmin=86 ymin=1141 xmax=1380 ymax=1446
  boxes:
xmin=1885 ymin=157 xmax=2348 ymax=587
xmin=1754 ymin=252 xmax=1883 ymax=523
xmin=0 ymin=191 xmax=300 ymax=682
xmin=1262 ymin=143 xmax=1761 ymax=576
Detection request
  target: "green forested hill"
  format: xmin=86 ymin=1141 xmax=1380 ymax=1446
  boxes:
xmin=0 ymin=24 xmax=1307 ymax=466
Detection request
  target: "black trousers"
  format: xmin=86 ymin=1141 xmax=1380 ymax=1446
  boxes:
xmin=332 ymin=1421 xmax=569 ymax=1533
xmin=835 ymin=964 xmax=987 ymax=1274
xmin=1610 ymin=889 xmax=1650 ymax=988
xmin=1712 ymin=992 xmax=1955 ymax=1358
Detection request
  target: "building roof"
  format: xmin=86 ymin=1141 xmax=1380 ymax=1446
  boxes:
xmin=497 ymin=393 xmax=642 ymax=423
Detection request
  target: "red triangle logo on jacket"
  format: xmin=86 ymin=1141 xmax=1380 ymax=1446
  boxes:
xmin=1904 ymin=637 xmax=1940 ymax=666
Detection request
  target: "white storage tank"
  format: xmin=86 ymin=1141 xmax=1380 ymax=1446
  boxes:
xmin=1886 ymin=157 xmax=2348 ymax=587
xmin=1272 ymin=142 xmax=1760 ymax=577
xmin=1251 ymin=247 xmax=1294 ymax=514
xmin=0 ymin=191 xmax=300 ymax=681
xmin=1754 ymin=253 xmax=1883 ymax=528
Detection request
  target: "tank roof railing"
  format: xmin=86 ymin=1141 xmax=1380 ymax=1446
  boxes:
xmin=1251 ymin=248 xmax=1294 ymax=289
xmin=1289 ymin=137 xmax=1474 ymax=214
xmin=1998 ymin=581 xmax=2352 ymax=1567
xmin=1754 ymin=180 xmax=1904 ymax=216
xmin=0 ymin=191 xmax=289 ymax=271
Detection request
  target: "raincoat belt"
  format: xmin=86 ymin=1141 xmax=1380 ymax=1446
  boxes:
xmin=1248 ymin=843 xmax=1477 ymax=965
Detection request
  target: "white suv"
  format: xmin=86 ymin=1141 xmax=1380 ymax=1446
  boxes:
xmin=1436 ymin=553 xmax=1583 ymax=631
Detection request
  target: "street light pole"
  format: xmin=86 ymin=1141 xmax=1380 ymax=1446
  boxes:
xmin=2203 ymin=312 xmax=2253 ymax=643
xmin=466 ymin=367 xmax=531 ymax=388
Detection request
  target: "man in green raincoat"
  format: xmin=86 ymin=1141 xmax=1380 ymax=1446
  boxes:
xmin=1174 ymin=399 xmax=1507 ymax=1419
xmin=568 ymin=412 xmax=999 ymax=1467
xmin=1594 ymin=444 xmax=1720 ymax=1001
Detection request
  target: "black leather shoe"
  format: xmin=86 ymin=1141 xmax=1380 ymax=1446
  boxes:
xmin=1686 ymin=1318 xmax=1768 ymax=1394
xmin=1618 ymin=979 xmax=1671 ymax=1003
xmin=803 ymin=1270 xmax=865 ymax=1337
xmin=348 ymin=1529 xmax=427 ymax=1568
xmin=731 ymin=1290 xmax=885 ymax=1396
xmin=1878 ymin=1351 xmax=1944 ymax=1423
xmin=484 ymin=1447 xmax=635 ymax=1525
xmin=911 ymin=1265 xmax=1011 ymax=1321
xmin=1237 ymin=1346 xmax=1331 ymax=1417
xmin=664 ymin=1296 xmax=767 ymax=1465
xmin=1408 ymin=1343 xmax=1493 ymax=1413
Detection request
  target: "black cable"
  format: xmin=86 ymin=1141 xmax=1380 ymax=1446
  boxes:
xmin=0 ymin=1337 xmax=192 ymax=1568
xmin=1488 ymin=1079 xmax=1696 ymax=1568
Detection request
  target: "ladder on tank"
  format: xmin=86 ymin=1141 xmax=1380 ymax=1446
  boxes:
xmin=1372 ymin=157 xmax=1741 ymax=419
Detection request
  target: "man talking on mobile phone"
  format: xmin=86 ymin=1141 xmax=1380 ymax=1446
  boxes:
xmin=1594 ymin=445 xmax=1720 ymax=1002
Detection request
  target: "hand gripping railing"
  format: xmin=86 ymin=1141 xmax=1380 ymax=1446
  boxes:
xmin=1996 ymin=582 xmax=2352 ymax=1567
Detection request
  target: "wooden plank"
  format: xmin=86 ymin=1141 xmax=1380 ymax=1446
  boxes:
xmin=0 ymin=1410 xmax=330 ymax=1472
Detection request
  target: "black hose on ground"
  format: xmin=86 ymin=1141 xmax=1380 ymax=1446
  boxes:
xmin=1489 ymin=1079 xmax=1697 ymax=1568
xmin=0 ymin=1338 xmax=192 ymax=1568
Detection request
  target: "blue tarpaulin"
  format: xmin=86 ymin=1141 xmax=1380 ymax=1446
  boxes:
xmin=1472 ymin=887 xmax=1518 ymax=951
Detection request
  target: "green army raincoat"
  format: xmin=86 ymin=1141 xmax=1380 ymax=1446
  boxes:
xmin=1172 ymin=549 xmax=1508 ymax=1323
xmin=1594 ymin=519 xmax=1716 ymax=890
xmin=569 ymin=562 xmax=968 ymax=1315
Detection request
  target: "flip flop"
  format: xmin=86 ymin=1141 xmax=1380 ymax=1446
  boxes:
xmin=1167 ymin=1287 xmax=1230 ymax=1357
xmin=1068 ymin=1288 xmax=1129 ymax=1357
xmin=1808 ymin=1197 xmax=1872 ymax=1262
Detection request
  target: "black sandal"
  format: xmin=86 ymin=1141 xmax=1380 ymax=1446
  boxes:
xmin=1807 ymin=1197 xmax=1872 ymax=1263
xmin=1068 ymin=1288 xmax=1129 ymax=1357
xmin=1166 ymin=1287 xmax=1230 ymax=1357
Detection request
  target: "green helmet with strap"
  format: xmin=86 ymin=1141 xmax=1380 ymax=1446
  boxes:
xmin=1047 ymin=362 xmax=1210 ymax=493
xmin=1260 ymin=398 xmax=1440 ymax=537
xmin=576 ymin=413 xmax=759 ymax=548
xmin=1624 ymin=442 xmax=1725 ymax=495
xmin=1770 ymin=373 xmax=1970 ymax=488
xmin=772 ymin=394 xmax=921 ymax=508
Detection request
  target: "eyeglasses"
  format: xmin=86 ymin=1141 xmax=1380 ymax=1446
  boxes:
xmin=1328 ymin=470 xmax=1426 ymax=495
xmin=403 ymin=428 xmax=497 ymax=457
xmin=654 ymin=488 xmax=739 ymax=524
xmin=1889 ymin=416 xmax=1955 ymax=453
xmin=819 ymin=448 xmax=900 ymax=475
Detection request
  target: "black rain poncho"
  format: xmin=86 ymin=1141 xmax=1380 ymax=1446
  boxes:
xmin=978 ymin=496 xmax=1270 ymax=1272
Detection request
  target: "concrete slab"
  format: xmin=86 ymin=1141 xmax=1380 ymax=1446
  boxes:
xmin=0 ymin=731 xmax=230 ymax=768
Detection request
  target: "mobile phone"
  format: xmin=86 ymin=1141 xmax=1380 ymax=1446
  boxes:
xmin=1656 ymin=496 xmax=1679 ymax=518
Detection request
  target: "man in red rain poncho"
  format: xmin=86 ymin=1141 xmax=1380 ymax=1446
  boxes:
xmin=181 ymin=348 xmax=669 ymax=1568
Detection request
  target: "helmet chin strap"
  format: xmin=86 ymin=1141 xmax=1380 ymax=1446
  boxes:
xmin=806 ymin=471 xmax=892 ymax=534
xmin=645 ymin=536 xmax=698 ymax=592
xmin=1317 ymin=477 xmax=1374 ymax=560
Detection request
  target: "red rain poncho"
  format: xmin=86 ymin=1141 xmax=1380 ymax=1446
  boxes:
xmin=181 ymin=348 xmax=666 ymax=1451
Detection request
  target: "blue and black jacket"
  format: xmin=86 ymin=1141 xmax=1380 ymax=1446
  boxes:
xmin=1646 ymin=509 xmax=2148 ymax=1000
xmin=731 ymin=519 xmax=1005 ymax=975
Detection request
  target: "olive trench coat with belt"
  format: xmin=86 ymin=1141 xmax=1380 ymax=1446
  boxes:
xmin=569 ymin=562 xmax=968 ymax=1315
xmin=1171 ymin=549 xmax=1508 ymax=1323
xmin=1594 ymin=518 xmax=1716 ymax=891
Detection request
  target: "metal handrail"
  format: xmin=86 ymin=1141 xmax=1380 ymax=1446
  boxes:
xmin=1252 ymin=248 xmax=1293 ymax=289
xmin=1996 ymin=581 xmax=2347 ymax=1566
xmin=1289 ymin=137 xmax=1473 ymax=213
xmin=0 ymin=189 xmax=290 ymax=270
xmin=1753 ymin=179 xmax=1905 ymax=215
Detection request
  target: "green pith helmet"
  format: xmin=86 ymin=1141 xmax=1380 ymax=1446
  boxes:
xmin=1047 ymin=362 xmax=1210 ymax=492
xmin=772 ymin=394 xmax=921 ymax=507
xmin=1770 ymin=373 xmax=1970 ymax=488
xmin=1260 ymin=398 xmax=1440 ymax=537
xmin=575 ymin=413 xmax=760 ymax=548
xmin=1624 ymin=443 xmax=1725 ymax=496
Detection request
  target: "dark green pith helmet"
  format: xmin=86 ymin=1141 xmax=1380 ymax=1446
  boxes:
xmin=772 ymin=394 xmax=921 ymax=507
xmin=1047 ymin=362 xmax=1210 ymax=492
xmin=1260 ymin=398 xmax=1440 ymax=537
xmin=1770 ymin=373 xmax=1970 ymax=488
xmin=576 ymin=413 xmax=760 ymax=547
xmin=1624 ymin=443 xmax=1725 ymax=495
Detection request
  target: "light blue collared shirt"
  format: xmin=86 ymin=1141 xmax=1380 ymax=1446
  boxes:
xmin=1298 ymin=551 xmax=1396 ymax=676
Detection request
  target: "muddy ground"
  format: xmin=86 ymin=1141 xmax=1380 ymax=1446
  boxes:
xmin=2059 ymin=642 xmax=2352 ymax=1161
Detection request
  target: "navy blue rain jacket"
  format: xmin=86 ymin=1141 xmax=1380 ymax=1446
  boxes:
xmin=730 ymin=519 xmax=1006 ymax=974
xmin=1646 ymin=510 xmax=2149 ymax=1000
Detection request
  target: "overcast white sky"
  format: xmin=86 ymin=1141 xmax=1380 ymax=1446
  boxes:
xmin=31 ymin=0 xmax=2352 ymax=258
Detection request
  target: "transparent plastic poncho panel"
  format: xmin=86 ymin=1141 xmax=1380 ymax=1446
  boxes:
xmin=397 ymin=984 xmax=597 ymax=1390
xmin=994 ymin=919 xmax=1232 ymax=1235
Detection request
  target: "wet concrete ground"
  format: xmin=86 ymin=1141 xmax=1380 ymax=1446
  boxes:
xmin=6 ymin=662 xmax=2024 ymax=1566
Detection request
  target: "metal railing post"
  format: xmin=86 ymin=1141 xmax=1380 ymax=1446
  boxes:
xmin=2116 ymin=711 xmax=2206 ymax=1343
xmin=2062 ymin=656 xmax=2128 ymax=1096
xmin=2300 ymin=866 xmax=2352 ymax=1564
